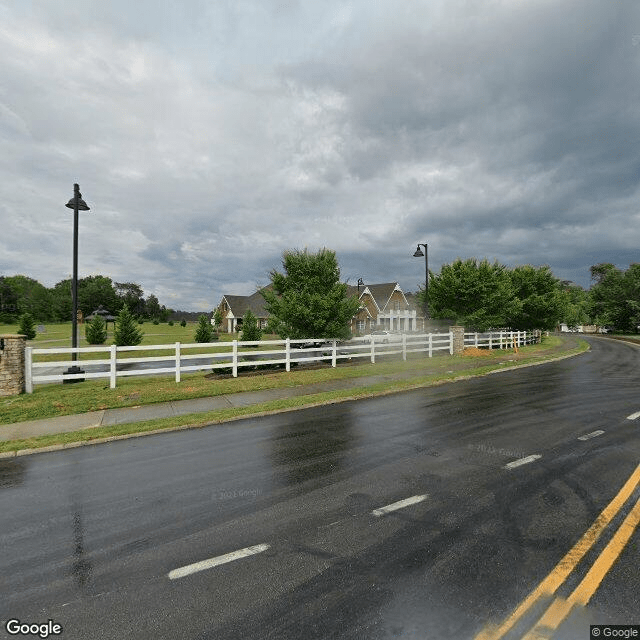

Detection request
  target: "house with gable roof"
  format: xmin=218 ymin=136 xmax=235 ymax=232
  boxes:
xmin=215 ymin=281 xmax=423 ymax=335
xmin=216 ymin=288 xmax=270 ymax=334
xmin=346 ymin=282 xmax=421 ymax=334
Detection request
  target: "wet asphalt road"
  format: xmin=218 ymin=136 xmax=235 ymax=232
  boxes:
xmin=1 ymin=337 xmax=639 ymax=640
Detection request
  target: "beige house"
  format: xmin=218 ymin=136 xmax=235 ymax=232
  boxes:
xmin=346 ymin=282 xmax=422 ymax=334
xmin=215 ymin=281 xmax=423 ymax=335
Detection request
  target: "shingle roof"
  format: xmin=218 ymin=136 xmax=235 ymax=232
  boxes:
xmin=221 ymin=288 xmax=269 ymax=318
xmin=363 ymin=283 xmax=401 ymax=311
xmin=346 ymin=282 xmax=405 ymax=311
xmin=221 ymin=282 xmax=409 ymax=318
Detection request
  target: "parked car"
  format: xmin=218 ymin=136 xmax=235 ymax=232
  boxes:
xmin=296 ymin=340 xmax=328 ymax=349
xmin=363 ymin=330 xmax=396 ymax=343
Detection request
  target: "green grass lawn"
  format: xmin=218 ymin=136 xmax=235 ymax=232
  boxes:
xmin=0 ymin=335 xmax=590 ymax=453
xmin=0 ymin=335 xmax=587 ymax=425
xmin=0 ymin=321 xmax=283 ymax=364
xmin=0 ymin=321 xmax=245 ymax=347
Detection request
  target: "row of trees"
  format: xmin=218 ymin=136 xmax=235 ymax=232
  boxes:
xmin=0 ymin=275 xmax=174 ymax=323
xmin=416 ymin=259 xmax=639 ymax=332
xmin=589 ymin=263 xmax=640 ymax=333
xmin=259 ymin=250 xmax=638 ymax=337
xmin=6 ymin=254 xmax=636 ymax=344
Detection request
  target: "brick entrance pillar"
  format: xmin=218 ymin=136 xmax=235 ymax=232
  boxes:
xmin=449 ymin=325 xmax=465 ymax=355
xmin=0 ymin=334 xmax=26 ymax=396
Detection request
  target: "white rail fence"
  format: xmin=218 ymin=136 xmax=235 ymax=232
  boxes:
xmin=25 ymin=330 xmax=539 ymax=393
xmin=464 ymin=330 xmax=540 ymax=349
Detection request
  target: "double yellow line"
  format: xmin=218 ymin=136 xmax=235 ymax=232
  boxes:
xmin=475 ymin=463 xmax=640 ymax=640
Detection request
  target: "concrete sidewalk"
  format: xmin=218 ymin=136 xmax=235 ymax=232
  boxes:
xmin=0 ymin=369 xmax=442 ymax=443
xmin=0 ymin=336 xmax=587 ymax=447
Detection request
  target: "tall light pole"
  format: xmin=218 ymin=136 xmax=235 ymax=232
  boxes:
xmin=413 ymin=243 xmax=428 ymax=329
xmin=64 ymin=183 xmax=90 ymax=383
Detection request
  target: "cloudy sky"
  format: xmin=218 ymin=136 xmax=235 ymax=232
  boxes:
xmin=1 ymin=0 xmax=639 ymax=310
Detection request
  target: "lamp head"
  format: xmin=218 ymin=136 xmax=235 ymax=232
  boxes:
xmin=65 ymin=183 xmax=90 ymax=211
xmin=413 ymin=245 xmax=424 ymax=258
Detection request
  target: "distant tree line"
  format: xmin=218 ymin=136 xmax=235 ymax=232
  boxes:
xmin=417 ymin=260 xmax=640 ymax=333
xmin=0 ymin=274 xmax=182 ymax=324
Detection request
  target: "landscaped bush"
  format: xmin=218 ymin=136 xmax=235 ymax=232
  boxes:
xmin=85 ymin=315 xmax=107 ymax=345
xmin=18 ymin=313 xmax=36 ymax=340
xmin=114 ymin=305 xmax=144 ymax=346
xmin=240 ymin=310 xmax=262 ymax=342
xmin=194 ymin=314 xmax=214 ymax=342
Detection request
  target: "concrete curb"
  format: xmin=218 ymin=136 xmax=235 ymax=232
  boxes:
xmin=0 ymin=344 xmax=589 ymax=459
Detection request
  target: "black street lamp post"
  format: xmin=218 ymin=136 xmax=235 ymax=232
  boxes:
xmin=413 ymin=243 xmax=429 ymax=329
xmin=64 ymin=183 xmax=90 ymax=383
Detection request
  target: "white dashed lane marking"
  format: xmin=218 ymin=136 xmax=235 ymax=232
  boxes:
xmin=577 ymin=430 xmax=605 ymax=441
xmin=627 ymin=411 xmax=640 ymax=421
xmin=168 ymin=544 xmax=270 ymax=580
xmin=504 ymin=455 xmax=542 ymax=470
xmin=371 ymin=494 xmax=428 ymax=517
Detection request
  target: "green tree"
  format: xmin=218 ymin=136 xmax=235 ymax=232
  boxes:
xmin=213 ymin=307 xmax=223 ymax=330
xmin=0 ymin=277 xmax=19 ymax=322
xmin=18 ymin=312 xmax=37 ymax=339
xmin=78 ymin=275 xmax=118 ymax=317
xmin=114 ymin=282 xmax=145 ymax=316
xmin=113 ymin=304 xmax=144 ymax=346
xmin=589 ymin=263 xmax=640 ymax=332
xmin=561 ymin=283 xmax=590 ymax=329
xmin=261 ymin=248 xmax=360 ymax=339
xmin=145 ymin=294 xmax=161 ymax=321
xmin=424 ymin=258 xmax=520 ymax=331
xmin=50 ymin=276 xmax=119 ymax=322
xmin=194 ymin=314 xmax=214 ymax=342
xmin=240 ymin=309 xmax=262 ymax=341
xmin=508 ymin=265 xmax=567 ymax=330
xmin=85 ymin=314 xmax=107 ymax=345
xmin=50 ymin=279 xmax=72 ymax=322
xmin=5 ymin=275 xmax=51 ymax=322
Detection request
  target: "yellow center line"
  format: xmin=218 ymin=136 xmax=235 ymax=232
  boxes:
xmin=474 ymin=463 xmax=640 ymax=640
xmin=523 ymin=496 xmax=640 ymax=639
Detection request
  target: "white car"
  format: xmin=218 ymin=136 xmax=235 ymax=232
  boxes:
xmin=364 ymin=330 xmax=396 ymax=343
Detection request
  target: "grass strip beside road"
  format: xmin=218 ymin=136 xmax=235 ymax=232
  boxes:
xmin=2 ymin=336 xmax=575 ymax=425
xmin=0 ymin=337 xmax=588 ymax=455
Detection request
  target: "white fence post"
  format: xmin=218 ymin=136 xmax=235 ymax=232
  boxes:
xmin=110 ymin=344 xmax=117 ymax=389
xmin=232 ymin=340 xmax=238 ymax=377
xmin=489 ymin=333 xmax=493 ymax=350
xmin=25 ymin=328 xmax=540 ymax=389
xmin=474 ymin=332 xmax=479 ymax=347
xmin=25 ymin=346 xmax=33 ymax=394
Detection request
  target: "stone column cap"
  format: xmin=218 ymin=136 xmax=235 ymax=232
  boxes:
xmin=0 ymin=334 xmax=27 ymax=338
